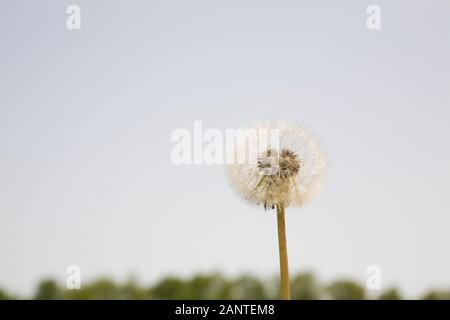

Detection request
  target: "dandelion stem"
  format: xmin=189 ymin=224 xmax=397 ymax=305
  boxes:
xmin=276 ymin=204 xmax=291 ymax=300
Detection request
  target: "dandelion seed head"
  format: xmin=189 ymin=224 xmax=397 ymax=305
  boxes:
xmin=227 ymin=122 xmax=327 ymax=209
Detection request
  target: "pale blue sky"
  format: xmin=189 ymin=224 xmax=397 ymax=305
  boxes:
xmin=1 ymin=0 xmax=450 ymax=297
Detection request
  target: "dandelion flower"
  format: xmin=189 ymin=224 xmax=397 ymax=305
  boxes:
xmin=226 ymin=122 xmax=327 ymax=299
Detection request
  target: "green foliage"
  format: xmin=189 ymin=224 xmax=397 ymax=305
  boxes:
xmin=64 ymin=278 xmax=120 ymax=300
xmin=229 ymin=274 xmax=268 ymax=300
xmin=0 ymin=273 xmax=448 ymax=300
xmin=151 ymin=276 xmax=189 ymax=299
xmin=378 ymin=288 xmax=402 ymax=300
xmin=0 ymin=288 xmax=14 ymax=300
xmin=421 ymin=290 xmax=450 ymax=300
xmin=150 ymin=274 xmax=232 ymax=299
xmin=33 ymin=279 xmax=64 ymax=300
xmin=291 ymin=272 xmax=321 ymax=300
xmin=327 ymin=280 xmax=366 ymax=300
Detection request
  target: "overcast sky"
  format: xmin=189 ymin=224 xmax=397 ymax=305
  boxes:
xmin=1 ymin=0 xmax=450 ymax=297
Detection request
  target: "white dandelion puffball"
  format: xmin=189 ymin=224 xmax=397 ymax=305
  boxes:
xmin=227 ymin=122 xmax=327 ymax=209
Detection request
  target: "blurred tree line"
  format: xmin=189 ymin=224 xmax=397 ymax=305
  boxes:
xmin=0 ymin=272 xmax=449 ymax=300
